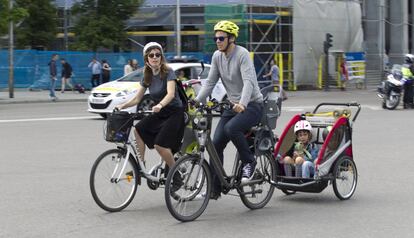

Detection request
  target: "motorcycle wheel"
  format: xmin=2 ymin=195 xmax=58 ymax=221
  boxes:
xmin=385 ymin=94 xmax=400 ymax=110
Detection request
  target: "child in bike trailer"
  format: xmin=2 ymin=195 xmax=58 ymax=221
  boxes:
xmin=194 ymin=20 xmax=264 ymax=199
xmin=283 ymin=120 xmax=319 ymax=178
xmin=116 ymin=42 xmax=185 ymax=190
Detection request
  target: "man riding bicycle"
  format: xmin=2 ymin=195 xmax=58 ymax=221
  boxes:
xmin=194 ymin=20 xmax=264 ymax=199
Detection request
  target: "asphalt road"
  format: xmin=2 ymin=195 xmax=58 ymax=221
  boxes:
xmin=1 ymin=89 xmax=413 ymax=238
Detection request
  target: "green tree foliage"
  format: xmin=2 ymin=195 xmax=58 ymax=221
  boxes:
xmin=14 ymin=0 xmax=58 ymax=49
xmin=72 ymin=0 xmax=142 ymax=52
xmin=0 ymin=0 xmax=28 ymax=36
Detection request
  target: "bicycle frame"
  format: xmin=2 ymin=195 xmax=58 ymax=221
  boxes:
xmin=113 ymin=126 xmax=165 ymax=183
xmin=192 ymin=106 xmax=268 ymax=193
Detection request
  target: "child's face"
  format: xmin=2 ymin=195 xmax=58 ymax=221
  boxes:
xmin=297 ymin=130 xmax=310 ymax=144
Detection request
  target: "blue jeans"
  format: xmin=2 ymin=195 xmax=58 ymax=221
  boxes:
xmin=211 ymin=102 xmax=263 ymax=192
xmin=49 ymin=77 xmax=57 ymax=98
xmin=302 ymin=161 xmax=315 ymax=178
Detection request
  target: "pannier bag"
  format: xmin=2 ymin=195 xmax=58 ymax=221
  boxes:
xmin=105 ymin=111 xmax=134 ymax=142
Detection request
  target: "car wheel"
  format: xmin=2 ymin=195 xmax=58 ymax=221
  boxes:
xmin=137 ymin=95 xmax=155 ymax=111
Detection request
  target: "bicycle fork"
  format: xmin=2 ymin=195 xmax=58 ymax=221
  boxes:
xmin=110 ymin=149 xmax=132 ymax=183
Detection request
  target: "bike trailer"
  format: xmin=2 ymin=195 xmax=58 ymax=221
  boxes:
xmin=272 ymin=102 xmax=361 ymax=197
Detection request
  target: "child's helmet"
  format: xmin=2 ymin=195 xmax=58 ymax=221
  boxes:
xmin=294 ymin=120 xmax=312 ymax=134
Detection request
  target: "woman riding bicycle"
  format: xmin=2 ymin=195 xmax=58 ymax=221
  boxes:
xmin=194 ymin=20 xmax=264 ymax=199
xmin=115 ymin=42 xmax=185 ymax=186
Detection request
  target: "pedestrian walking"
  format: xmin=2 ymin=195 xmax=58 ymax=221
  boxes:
xmin=60 ymin=58 xmax=74 ymax=93
xmin=48 ymin=54 xmax=59 ymax=101
xmin=263 ymin=59 xmax=287 ymax=100
xmin=88 ymin=58 xmax=101 ymax=88
xmin=101 ymin=59 xmax=111 ymax=83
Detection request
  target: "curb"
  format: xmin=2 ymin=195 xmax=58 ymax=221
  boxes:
xmin=0 ymin=98 xmax=88 ymax=105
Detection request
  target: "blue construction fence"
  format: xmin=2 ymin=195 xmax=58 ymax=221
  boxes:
xmin=0 ymin=50 xmax=270 ymax=90
xmin=0 ymin=50 xmax=208 ymax=90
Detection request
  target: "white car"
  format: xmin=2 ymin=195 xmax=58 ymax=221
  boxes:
xmin=88 ymin=62 xmax=226 ymax=118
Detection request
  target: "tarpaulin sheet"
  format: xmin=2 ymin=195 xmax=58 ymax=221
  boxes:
xmin=293 ymin=0 xmax=363 ymax=87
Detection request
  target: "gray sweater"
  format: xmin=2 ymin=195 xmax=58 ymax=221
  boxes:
xmin=196 ymin=45 xmax=263 ymax=107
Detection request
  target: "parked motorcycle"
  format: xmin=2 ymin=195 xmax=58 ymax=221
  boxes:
xmin=377 ymin=65 xmax=404 ymax=110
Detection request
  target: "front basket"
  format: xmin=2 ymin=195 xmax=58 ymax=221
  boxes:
xmin=105 ymin=111 xmax=134 ymax=143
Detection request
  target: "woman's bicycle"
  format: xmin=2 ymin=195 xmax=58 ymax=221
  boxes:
xmin=89 ymin=110 xmax=172 ymax=212
xmin=164 ymin=93 xmax=282 ymax=222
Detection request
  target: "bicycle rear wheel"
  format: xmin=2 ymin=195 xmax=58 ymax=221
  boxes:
xmin=332 ymin=156 xmax=357 ymax=200
xmin=165 ymin=154 xmax=211 ymax=222
xmin=90 ymin=149 xmax=138 ymax=212
xmin=239 ymin=153 xmax=276 ymax=209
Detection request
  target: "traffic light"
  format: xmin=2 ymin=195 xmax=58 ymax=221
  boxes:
xmin=324 ymin=33 xmax=333 ymax=53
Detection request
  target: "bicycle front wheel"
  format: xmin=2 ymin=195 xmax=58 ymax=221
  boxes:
xmin=165 ymin=154 xmax=211 ymax=222
xmin=90 ymin=149 xmax=138 ymax=212
xmin=239 ymin=153 xmax=276 ymax=209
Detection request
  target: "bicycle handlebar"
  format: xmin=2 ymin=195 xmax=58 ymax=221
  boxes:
xmin=190 ymin=99 xmax=233 ymax=113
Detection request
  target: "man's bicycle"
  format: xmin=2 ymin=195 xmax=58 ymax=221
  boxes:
xmin=164 ymin=93 xmax=281 ymax=222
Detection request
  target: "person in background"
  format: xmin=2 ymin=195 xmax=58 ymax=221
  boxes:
xmin=177 ymin=70 xmax=188 ymax=81
xmin=339 ymin=57 xmax=348 ymax=91
xmin=101 ymin=59 xmax=111 ymax=83
xmin=124 ymin=59 xmax=134 ymax=76
xmin=60 ymin=58 xmax=74 ymax=93
xmin=48 ymin=54 xmax=59 ymax=101
xmin=263 ymin=59 xmax=287 ymax=100
xmin=402 ymin=54 xmax=414 ymax=109
xmin=88 ymin=58 xmax=101 ymax=88
xmin=132 ymin=59 xmax=139 ymax=71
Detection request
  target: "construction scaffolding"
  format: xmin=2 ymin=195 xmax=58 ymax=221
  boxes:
xmin=203 ymin=3 xmax=294 ymax=89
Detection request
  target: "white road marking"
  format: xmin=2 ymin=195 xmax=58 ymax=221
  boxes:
xmin=0 ymin=116 xmax=99 ymax=123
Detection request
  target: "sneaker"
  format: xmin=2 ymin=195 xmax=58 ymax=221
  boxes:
xmin=241 ymin=161 xmax=257 ymax=182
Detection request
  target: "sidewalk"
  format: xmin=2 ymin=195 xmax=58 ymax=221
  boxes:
xmin=0 ymin=86 xmax=377 ymax=105
xmin=0 ymin=89 xmax=90 ymax=104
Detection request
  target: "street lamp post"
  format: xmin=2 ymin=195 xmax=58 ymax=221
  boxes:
xmin=176 ymin=0 xmax=181 ymax=57
xmin=64 ymin=0 xmax=68 ymax=51
xmin=8 ymin=0 xmax=14 ymax=98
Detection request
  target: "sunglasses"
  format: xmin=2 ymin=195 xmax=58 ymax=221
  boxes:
xmin=213 ymin=36 xmax=228 ymax=42
xmin=148 ymin=53 xmax=161 ymax=59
